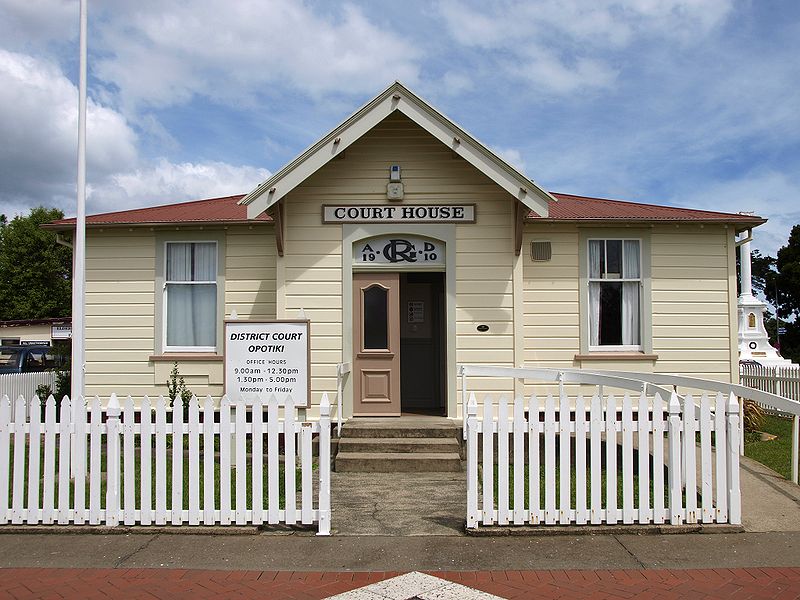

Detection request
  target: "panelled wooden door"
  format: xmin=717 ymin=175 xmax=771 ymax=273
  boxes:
xmin=353 ymin=273 xmax=401 ymax=416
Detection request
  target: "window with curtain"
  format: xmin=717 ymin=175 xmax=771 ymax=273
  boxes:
xmin=588 ymin=239 xmax=641 ymax=349
xmin=165 ymin=242 xmax=217 ymax=350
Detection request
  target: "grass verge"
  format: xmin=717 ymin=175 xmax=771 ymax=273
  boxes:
xmin=745 ymin=414 xmax=796 ymax=480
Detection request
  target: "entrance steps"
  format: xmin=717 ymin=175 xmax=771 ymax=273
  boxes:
xmin=335 ymin=417 xmax=463 ymax=472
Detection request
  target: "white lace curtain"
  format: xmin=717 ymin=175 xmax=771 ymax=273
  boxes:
xmin=622 ymin=240 xmax=640 ymax=345
xmin=589 ymin=239 xmax=641 ymax=347
xmin=166 ymin=242 xmax=216 ymax=348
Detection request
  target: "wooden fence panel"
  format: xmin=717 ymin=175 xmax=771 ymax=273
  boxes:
xmin=575 ymin=395 xmax=587 ymax=525
xmin=12 ymin=395 xmax=26 ymax=524
xmin=0 ymin=393 xmax=331 ymax=534
xmin=683 ymin=394 xmax=698 ymax=524
xmin=140 ymin=396 xmax=152 ymax=525
xmin=622 ymin=393 xmax=634 ymax=525
xmin=497 ymin=397 xmax=509 ymax=525
xmin=466 ymin=390 xmax=741 ymax=529
xmin=606 ymin=394 xmax=618 ymax=525
xmin=27 ymin=397 xmax=42 ymax=525
xmin=652 ymin=394 xmax=665 ymax=525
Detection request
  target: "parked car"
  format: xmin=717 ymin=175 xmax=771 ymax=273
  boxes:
xmin=0 ymin=346 xmax=65 ymax=374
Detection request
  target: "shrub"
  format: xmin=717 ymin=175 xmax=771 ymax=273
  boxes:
xmin=166 ymin=361 xmax=193 ymax=407
xmin=742 ymin=398 xmax=766 ymax=432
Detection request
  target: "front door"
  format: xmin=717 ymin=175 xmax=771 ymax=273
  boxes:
xmin=353 ymin=273 xmax=401 ymax=416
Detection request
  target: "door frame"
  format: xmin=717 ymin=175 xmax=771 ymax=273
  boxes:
xmin=342 ymin=223 xmax=457 ymax=419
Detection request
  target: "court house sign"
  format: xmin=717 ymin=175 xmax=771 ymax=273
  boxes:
xmin=324 ymin=204 xmax=474 ymax=223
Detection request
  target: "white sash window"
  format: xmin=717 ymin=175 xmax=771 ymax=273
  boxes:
xmin=588 ymin=239 xmax=641 ymax=350
xmin=165 ymin=241 xmax=217 ymax=351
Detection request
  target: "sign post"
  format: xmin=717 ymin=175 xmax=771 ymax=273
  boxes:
xmin=224 ymin=320 xmax=310 ymax=406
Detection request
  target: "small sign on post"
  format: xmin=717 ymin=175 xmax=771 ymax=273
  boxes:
xmin=224 ymin=320 xmax=310 ymax=407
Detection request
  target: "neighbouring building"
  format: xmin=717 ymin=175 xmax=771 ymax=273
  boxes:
xmin=0 ymin=317 xmax=72 ymax=347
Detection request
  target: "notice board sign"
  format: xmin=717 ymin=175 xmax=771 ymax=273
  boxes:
xmin=224 ymin=320 xmax=310 ymax=407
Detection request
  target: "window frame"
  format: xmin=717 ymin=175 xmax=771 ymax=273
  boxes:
xmin=155 ymin=231 xmax=226 ymax=356
xmin=578 ymin=228 xmax=653 ymax=357
xmin=587 ymin=238 xmax=642 ymax=352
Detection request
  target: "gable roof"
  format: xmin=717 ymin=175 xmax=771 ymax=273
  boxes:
xmin=240 ymin=81 xmax=556 ymax=220
xmin=537 ymin=193 xmax=765 ymax=230
xmin=45 ymin=191 xmax=764 ymax=230
xmin=44 ymin=195 xmax=271 ymax=230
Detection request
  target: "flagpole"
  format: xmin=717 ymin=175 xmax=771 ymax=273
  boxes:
xmin=71 ymin=0 xmax=87 ymax=402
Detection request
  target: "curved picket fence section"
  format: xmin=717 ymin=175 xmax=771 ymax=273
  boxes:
xmin=465 ymin=391 xmax=741 ymax=529
xmin=0 ymin=372 xmax=58 ymax=419
xmin=0 ymin=392 xmax=331 ymax=535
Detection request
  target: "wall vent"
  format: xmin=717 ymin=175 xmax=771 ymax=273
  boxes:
xmin=530 ymin=240 xmax=552 ymax=261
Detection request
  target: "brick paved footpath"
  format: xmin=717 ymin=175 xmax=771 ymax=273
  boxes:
xmin=1 ymin=567 xmax=799 ymax=599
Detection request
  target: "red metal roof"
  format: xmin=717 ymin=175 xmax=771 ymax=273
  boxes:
xmin=535 ymin=193 xmax=765 ymax=225
xmin=45 ymin=191 xmax=764 ymax=228
xmin=46 ymin=195 xmax=271 ymax=228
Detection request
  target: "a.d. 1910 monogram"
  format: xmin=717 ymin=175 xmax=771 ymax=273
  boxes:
xmin=355 ymin=236 xmax=444 ymax=266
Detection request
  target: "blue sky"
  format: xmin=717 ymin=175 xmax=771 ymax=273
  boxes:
xmin=1 ymin=0 xmax=798 ymax=256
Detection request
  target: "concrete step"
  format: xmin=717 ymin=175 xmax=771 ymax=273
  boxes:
xmin=338 ymin=437 xmax=460 ymax=454
xmin=341 ymin=420 xmax=461 ymax=439
xmin=335 ymin=452 xmax=463 ymax=473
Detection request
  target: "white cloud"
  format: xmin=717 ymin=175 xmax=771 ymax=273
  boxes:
xmin=0 ymin=0 xmax=76 ymax=50
xmin=86 ymin=159 xmax=270 ymax=214
xmin=0 ymin=48 xmax=269 ymax=219
xmin=440 ymin=72 xmax=473 ymax=95
xmin=492 ymin=147 xmax=527 ymax=173
xmin=437 ymin=0 xmax=733 ymax=93
xmin=0 ymin=49 xmax=137 ymax=207
xmin=669 ymin=171 xmax=800 ymax=257
xmin=510 ymin=53 xmax=617 ymax=93
xmin=93 ymin=0 xmax=422 ymax=110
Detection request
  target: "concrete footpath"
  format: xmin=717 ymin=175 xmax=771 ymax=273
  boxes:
xmin=0 ymin=454 xmax=798 ymax=598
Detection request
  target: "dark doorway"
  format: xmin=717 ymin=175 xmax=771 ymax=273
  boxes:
xmin=399 ymin=272 xmax=446 ymax=415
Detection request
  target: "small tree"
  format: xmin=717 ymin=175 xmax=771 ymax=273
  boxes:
xmin=166 ymin=361 xmax=193 ymax=407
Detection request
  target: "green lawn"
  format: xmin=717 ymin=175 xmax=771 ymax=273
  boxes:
xmin=745 ymin=414 xmax=797 ymax=480
xmin=483 ymin=450 xmax=676 ymax=510
xmin=7 ymin=439 xmax=305 ymax=512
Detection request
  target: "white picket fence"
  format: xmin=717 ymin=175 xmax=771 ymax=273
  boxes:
xmin=466 ymin=391 xmax=741 ymax=528
xmin=740 ymin=362 xmax=800 ymax=404
xmin=0 ymin=372 xmax=58 ymax=418
xmin=0 ymin=392 xmax=331 ymax=534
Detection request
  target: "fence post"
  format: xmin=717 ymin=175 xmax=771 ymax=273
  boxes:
xmin=726 ymin=393 xmax=742 ymax=525
xmin=738 ymin=396 xmax=745 ymax=456
xmin=105 ymin=393 xmax=121 ymax=526
xmin=461 ymin=366 xmax=467 ymax=441
xmin=466 ymin=393 xmax=479 ymax=528
xmin=317 ymin=393 xmax=331 ymax=536
xmin=667 ymin=392 xmax=683 ymax=525
xmin=336 ymin=365 xmax=343 ymax=437
xmin=792 ymin=414 xmax=799 ymax=486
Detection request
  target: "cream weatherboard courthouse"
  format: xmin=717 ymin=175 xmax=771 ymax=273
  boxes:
xmin=47 ymin=82 xmax=764 ymax=419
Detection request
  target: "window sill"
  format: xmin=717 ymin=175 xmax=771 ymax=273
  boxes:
xmin=149 ymin=353 xmax=223 ymax=362
xmin=574 ymin=352 xmax=658 ymax=362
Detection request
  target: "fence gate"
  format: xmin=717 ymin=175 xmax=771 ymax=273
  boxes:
xmin=0 ymin=392 xmax=331 ymax=535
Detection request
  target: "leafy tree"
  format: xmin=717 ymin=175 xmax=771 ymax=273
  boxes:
xmin=747 ymin=225 xmax=800 ymax=364
xmin=0 ymin=207 xmax=72 ymax=320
